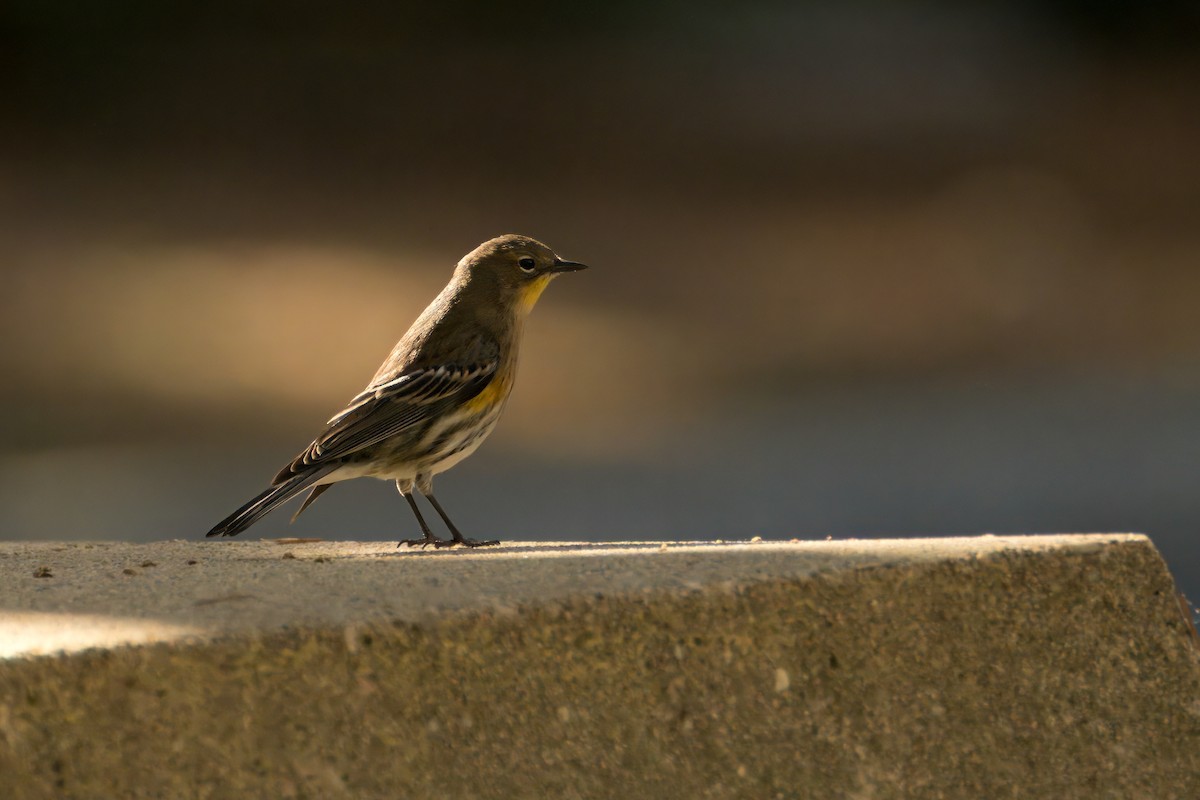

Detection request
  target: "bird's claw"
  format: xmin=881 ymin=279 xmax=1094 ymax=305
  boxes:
xmin=398 ymin=536 xmax=500 ymax=549
xmin=398 ymin=536 xmax=448 ymax=549
xmin=448 ymin=537 xmax=499 ymax=551
xmin=435 ymin=537 xmax=501 ymax=549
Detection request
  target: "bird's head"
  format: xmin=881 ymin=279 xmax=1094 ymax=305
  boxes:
xmin=456 ymin=234 xmax=587 ymax=316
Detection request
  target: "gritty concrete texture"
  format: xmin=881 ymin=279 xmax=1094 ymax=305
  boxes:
xmin=0 ymin=534 xmax=1198 ymax=799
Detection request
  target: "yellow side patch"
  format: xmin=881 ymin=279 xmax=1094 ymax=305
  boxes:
xmin=464 ymin=371 xmax=513 ymax=413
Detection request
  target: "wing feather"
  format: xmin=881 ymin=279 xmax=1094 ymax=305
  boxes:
xmin=276 ymin=360 xmax=498 ymax=481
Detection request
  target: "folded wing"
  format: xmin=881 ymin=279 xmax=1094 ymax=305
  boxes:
xmin=274 ymin=360 xmax=498 ymax=483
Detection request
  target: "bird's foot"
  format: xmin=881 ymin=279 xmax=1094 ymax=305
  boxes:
xmin=435 ymin=537 xmax=501 ymax=549
xmin=398 ymin=535 xmax=450 ymax=549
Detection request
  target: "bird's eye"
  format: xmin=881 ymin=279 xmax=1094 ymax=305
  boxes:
xmin=518 ymin=257 xmax=537 ymax=272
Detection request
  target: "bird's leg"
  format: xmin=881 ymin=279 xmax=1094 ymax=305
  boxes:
xmin=423 ymin=492 xmax=500 ymax=548
xmin=396 ymin=486 xmax=450 ymax=548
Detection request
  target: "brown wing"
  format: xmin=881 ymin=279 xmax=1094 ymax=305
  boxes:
xmin=274 ymin=360 xmax=497 ymax=483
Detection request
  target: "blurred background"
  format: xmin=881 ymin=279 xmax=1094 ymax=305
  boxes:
xmin=2 ymin=2 xmax=1199 ymax=597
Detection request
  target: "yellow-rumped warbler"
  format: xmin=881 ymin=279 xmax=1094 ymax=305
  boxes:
xmin=206 ymin=234 xmax=587 ymax=548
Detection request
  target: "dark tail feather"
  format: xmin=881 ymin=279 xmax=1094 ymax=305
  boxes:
xmin=206 ymin=467 xmax=336 ymax=538
xmin=291 ymin=483 xmax=333 ymax=523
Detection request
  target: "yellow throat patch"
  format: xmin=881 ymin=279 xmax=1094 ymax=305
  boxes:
xmin=516 ymin=274 xmax=553 ymax=317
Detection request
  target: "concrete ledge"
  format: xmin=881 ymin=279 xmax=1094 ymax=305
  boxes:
xmin=1 ymin=535 xmax=1198 ymax=798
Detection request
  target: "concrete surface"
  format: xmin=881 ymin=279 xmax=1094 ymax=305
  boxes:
xmin=0 ymin=535 xmax=1197 ymax=798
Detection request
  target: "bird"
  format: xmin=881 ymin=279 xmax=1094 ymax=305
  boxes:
xmin=206 ymin=234 xmax=587 ymax=548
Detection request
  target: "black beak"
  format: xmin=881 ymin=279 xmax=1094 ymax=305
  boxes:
xmin=550 ymin=257 xmax=588 ymax=273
